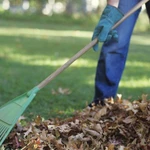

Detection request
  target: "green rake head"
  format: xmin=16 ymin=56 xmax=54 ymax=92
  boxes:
xmin=0 ymin=87 xmax=39 ymax=146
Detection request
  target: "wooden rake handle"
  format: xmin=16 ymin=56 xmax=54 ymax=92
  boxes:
xmin=37 ymin=0 xmax=149 ymax=89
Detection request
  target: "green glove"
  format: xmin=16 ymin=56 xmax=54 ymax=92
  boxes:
xmin=92 ymin=5 xmax=123 ymax=51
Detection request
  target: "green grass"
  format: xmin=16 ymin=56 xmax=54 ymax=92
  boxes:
xmin=118 ymin=33 xmax=150 ymax=99
xmin=0 ymin=18 xmax=150 ymax=120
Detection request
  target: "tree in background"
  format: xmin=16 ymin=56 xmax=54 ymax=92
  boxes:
xmin=0 ymin=0 xmax=147 ymax=18
xmin=0 ymin=0 xmax=104 ymax=15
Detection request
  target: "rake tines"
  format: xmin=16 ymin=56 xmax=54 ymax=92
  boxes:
xmin=0 ymin=101 xmax=22 ymax=145
xmin=0 ymin=121 xmax=10 ymax=145
xmin=0 ymin=88 xmax=38 ymax=146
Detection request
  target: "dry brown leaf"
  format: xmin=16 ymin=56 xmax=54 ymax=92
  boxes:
xmin=141 ymin=94 xmax=148 ymax=102
xmin=123 ymin=116 xmax=135 ymax=124
xmin=123 ymin=100 xmax=138 ymax=114
xmin=84 ymin=128 xmax=101 ymax=138
xmin=34 ymin=115 xmax=42 ymax=126
xmin=138 ymin=102 xmax=148 ymax=114
xmin=116 ymin=94 xmax=123 ymax=104
xmin=94 ymin=106 xmax=107 ymax=120
xmin=51 ymin=87 xmax=71 ymax=95
xmin=107 ymin=143 xmax=115 ymax=150
xmin=24 ymin=125 xmax=33 ymax=138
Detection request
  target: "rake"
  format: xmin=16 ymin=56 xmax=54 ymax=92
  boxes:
xmin=0 ymin=0 xmax=149 ymax=146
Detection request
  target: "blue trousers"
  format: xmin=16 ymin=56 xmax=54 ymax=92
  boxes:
xmin=93 ymin=0 xmax=141 ymax=102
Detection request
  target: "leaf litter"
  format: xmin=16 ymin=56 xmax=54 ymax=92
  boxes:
xmin=2 ymin=94 xmax=150 ymax=150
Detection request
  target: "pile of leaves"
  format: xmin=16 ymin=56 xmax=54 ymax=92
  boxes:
xmin=2 ymin=94 xmax=150 ymax=150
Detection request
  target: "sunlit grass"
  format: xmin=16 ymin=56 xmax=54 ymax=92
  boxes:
xmin=0 ymin=27 xmax=92 ymax=38
xmin=0 ymin=52 xmax=96 ymax=67
xmin=131 ymin=34 xmax=150 ymax=45
xmin=122 ymin=61 xmax=150 ymax=87
xmin=127 ymin=61 xmax=150 ymax=67
xmin=120 ymin=77 xmax=150 ymax=88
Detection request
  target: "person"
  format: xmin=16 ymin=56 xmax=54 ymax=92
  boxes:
xmin=89 ymin=0 xmax=150 ymax=107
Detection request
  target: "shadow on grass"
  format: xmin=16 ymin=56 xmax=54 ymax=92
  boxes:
xmin=0 ymin=19 xmax=95 ymax=31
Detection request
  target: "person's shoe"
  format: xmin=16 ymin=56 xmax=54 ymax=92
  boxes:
xmin=88 ymin=98 xmax=105 ymax=108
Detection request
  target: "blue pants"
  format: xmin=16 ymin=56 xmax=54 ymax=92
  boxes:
xmin=93 ymin=0 xmax=141 ymax=102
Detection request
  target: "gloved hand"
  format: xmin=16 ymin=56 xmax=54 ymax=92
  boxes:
xmin=92 ymin=5 xmax=124 ymax=51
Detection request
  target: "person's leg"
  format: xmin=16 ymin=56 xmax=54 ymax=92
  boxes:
xmin=92 ymin=0 xmax=141 ymax=104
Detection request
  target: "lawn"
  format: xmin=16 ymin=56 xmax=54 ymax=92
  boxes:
xmin=0 ymin=19 xmax=150 ymax=120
